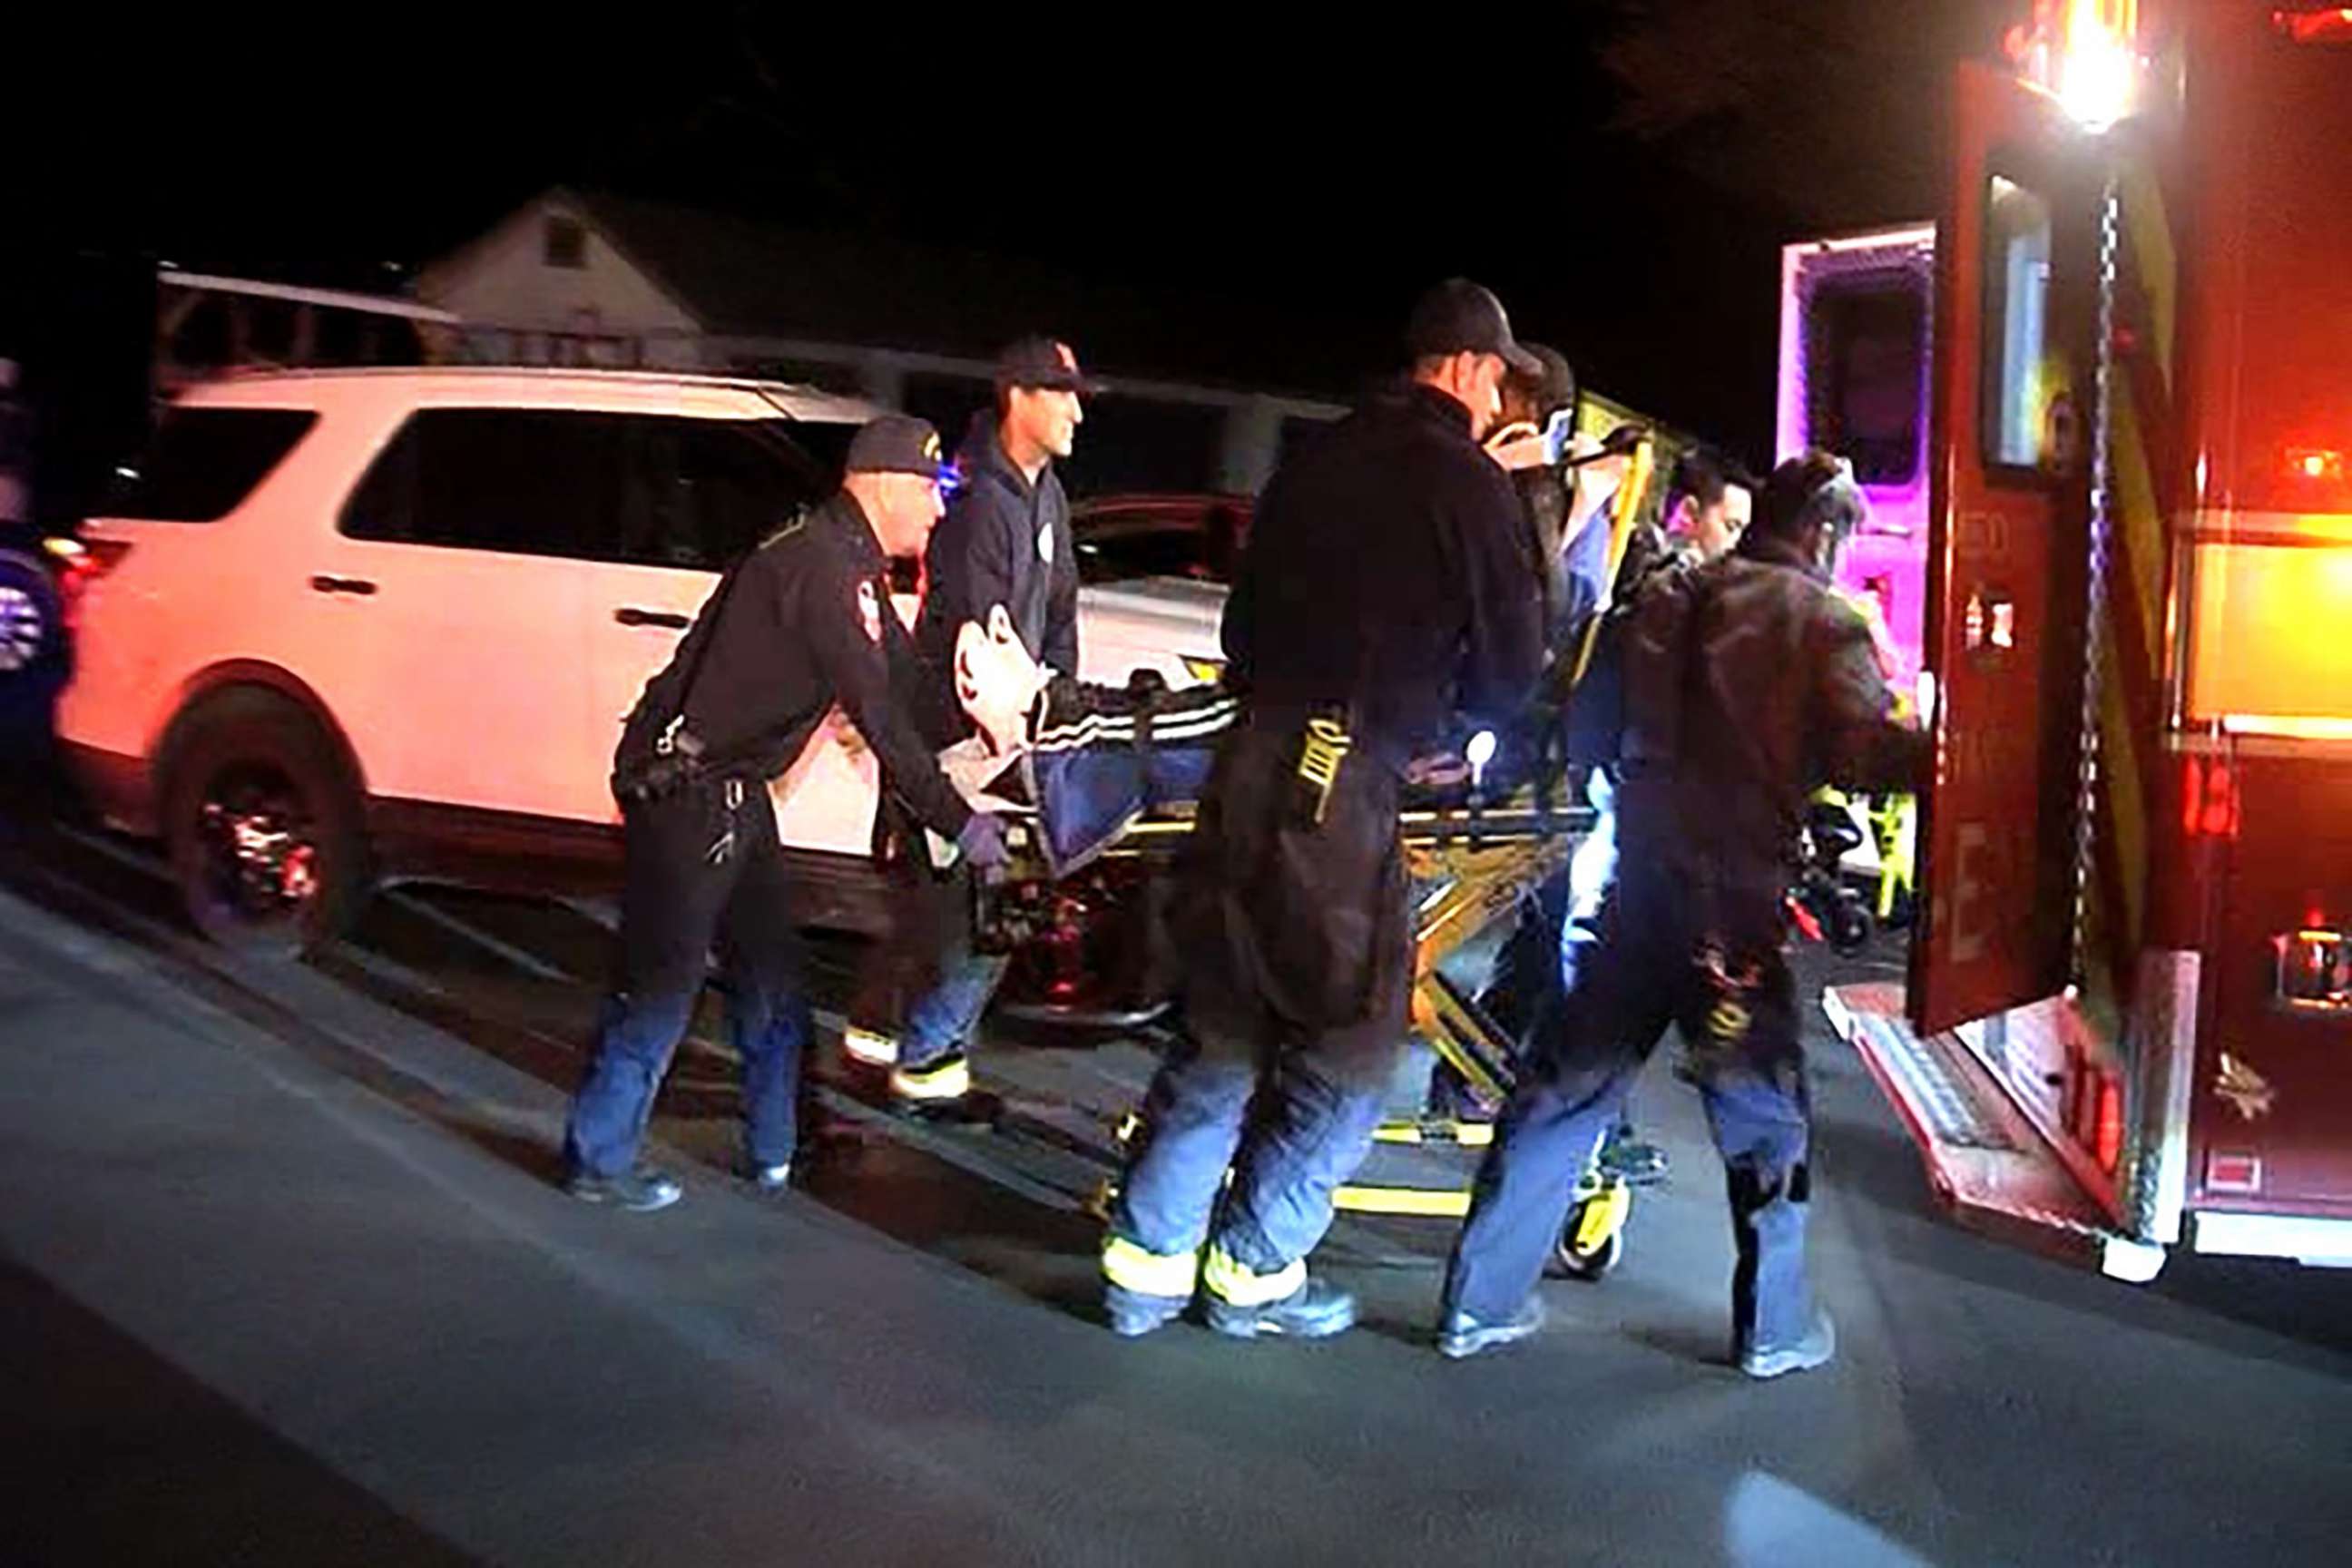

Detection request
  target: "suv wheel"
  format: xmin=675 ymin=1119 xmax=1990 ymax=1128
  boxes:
xmin=162 ymin=691 xmax=368 ymax=958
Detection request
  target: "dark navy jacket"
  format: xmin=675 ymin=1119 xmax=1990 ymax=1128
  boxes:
xmin=915 ymin=411 xmax=1080 ymax=712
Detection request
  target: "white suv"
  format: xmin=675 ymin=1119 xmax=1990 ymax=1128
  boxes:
xmin=57 ymin=368 xmax=1222 ymax=955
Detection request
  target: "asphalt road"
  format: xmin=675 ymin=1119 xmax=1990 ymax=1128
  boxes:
xmin=0 ymin=811 xmax=2347 ymax=1568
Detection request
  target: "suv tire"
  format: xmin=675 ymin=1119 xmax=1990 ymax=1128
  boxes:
xmin=162 ymin=689 xmax=368 ymax=958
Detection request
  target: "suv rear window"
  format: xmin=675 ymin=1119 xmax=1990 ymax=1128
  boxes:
xmin=618 ymin=418 xmax=842 ymax=569
xmin=341 ymin=409 xmax=846 ymax=567
xmin=105 ymin=407 xmax=318 ymax=522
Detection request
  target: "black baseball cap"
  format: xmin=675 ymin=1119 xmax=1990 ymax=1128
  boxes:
xmin=1404 ymin=279 xmax=1543 ymax=376
xmin=994 ymin=336 xmax=1099 ymax=394
xmin=846 ymin=415 xmax=952 ymax=480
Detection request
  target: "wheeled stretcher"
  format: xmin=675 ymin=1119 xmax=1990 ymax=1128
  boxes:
xmin=937 ymin=435 xmax=1663 ymax=1272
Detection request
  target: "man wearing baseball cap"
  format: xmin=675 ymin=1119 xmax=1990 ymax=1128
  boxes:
xmin=1097 ymin=280 xmax=1546 ymax=1339
xmin=846 ymin=337 xmax=1098 ymax=1109
xmin=561 ymin=414 xmax=1008 ymax=1212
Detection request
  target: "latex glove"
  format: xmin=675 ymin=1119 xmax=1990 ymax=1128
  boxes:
xmin=1541 ymin=408 xmax=1578 ymax=466
xmin=956 ymin=811 xmax=1010 ymax=871
xmin=1485 ymin=423 xmax=1551 ymax=471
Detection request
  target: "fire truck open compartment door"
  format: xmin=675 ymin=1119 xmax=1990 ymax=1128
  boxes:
xmin=1824 ymin=54 xmax=2165 ymax=1282
xmin=1911 ymin=62 xmax=2102 ymax=1039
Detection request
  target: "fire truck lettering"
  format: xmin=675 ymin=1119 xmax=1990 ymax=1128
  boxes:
xmin=1952 ymin=821 xmax=1992 ymax=964
xmin=1955 ymin=511 xmax=2015 ymax=562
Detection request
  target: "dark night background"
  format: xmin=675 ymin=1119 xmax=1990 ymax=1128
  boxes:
xmin=7 ymin=1 xmax=2012 ymax=503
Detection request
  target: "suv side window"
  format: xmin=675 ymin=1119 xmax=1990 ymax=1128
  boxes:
xmin=341 ymin=409 xmax=624 ymax=558
xmin=1075 ymin=505 xmax=1245 ymax=584
xmin=617 ymin=418 xmax=836 ymax=571
xmin=106 ymin=408 xmax=318 ymax=523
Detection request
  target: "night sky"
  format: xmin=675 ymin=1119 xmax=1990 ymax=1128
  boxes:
xmin=14 ymin=2 xmax=2014 ymax=475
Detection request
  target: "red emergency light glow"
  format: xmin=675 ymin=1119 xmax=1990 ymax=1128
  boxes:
xmin=2285 ymin=446 xmax=2345 ymax=483
xmin=2273 ymin=6 xmax=2352 ymax=45
xmin=2094 ymin=1076 xmax=2124 ymax=1173
xmin=2181 ymin=756 xmax=2242 ymax=839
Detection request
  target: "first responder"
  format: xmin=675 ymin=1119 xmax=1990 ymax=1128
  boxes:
xmin=1658 ymin=447 xmax=1749 ymax=564
xmin=1506 ymin=446 xmax=1755 ymax=1185
xmin=1437 ymin=451 xmax=1926 ymax=1375
xmin=847 ymin=338 xmax=1095 ymax=1112
xmin=561 ymin=416 xmax=1007 ymax=1212
xmin=1100 ymin=279 xmax=1545 ymax=1339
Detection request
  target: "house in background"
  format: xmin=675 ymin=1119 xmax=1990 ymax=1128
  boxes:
xmin=415 ymin=189 xmax=1341 ymax=495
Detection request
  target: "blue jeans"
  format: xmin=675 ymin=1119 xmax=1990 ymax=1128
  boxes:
xmin=564 ymin=779 xmax=810 ymax=1179
xmin=1114 ymin=1018 xmax=1397 ymax=1276
xmin=1110 ymin=725 xmax=1411 ymax=1277
xmin=1445 ymin=887 xmax=1815 ymax=1349
xmin=899 ymin=949 xmax=1012 ymax=1070
xmin=854 ymin=853 xmax=1007 ymax=1070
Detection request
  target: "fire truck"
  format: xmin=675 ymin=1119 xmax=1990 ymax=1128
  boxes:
xmin=1823 ymin=0 xmax=2352 ymax=1278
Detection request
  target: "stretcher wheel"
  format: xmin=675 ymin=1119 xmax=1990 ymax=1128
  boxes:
xmin=1553 ymin=1183 xmax=1631 ymax=1281
xmin=1827 ymin=897 xmax=1874 ymax=955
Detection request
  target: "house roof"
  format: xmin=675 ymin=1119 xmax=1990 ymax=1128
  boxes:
xmin=436 ymin=188 xmax=1357 ymax=399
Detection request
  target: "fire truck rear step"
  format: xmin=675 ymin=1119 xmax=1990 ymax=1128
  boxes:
xmin=1823 ymin=983 xmax=2165 ymax=1282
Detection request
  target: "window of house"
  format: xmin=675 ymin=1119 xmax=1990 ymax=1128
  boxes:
xmin=544 ymin=215 xmax=587 ymax=270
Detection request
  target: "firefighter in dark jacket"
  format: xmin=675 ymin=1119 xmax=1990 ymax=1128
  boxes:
xmin=1437 ymin=452 xmax=1926 ymax=1375
xmin=846 ymin=338 xmax=1094 ymax=1106
xmin=561 ymin=416 xmax=1007 ymax=1212
xmin=1101 ymin=280 xmax=1546 ymax=1339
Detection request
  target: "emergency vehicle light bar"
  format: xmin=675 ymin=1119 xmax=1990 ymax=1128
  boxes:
xmin=2006 ymin=0 xmax=2141 ymax=131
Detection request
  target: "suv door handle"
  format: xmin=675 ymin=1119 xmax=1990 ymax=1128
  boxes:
xmin=309 ymin=574 xmax=377 ymax=596
xmin=614 ymin=607 xmax=691 ymax=629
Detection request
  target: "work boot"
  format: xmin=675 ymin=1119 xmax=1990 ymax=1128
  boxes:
xmin=841 ymin=1025 xmax=899 ymax=1067
xmin=1203 ymin=1277 xmax=1357 ymax=1340
xmin=888 ymin=1051 xmax=971 ymax=1112
xmin=1104 ymin=1286 xmax=1191 ymax=1338
xmin=562 ymin=1167 xmax=683 ymax=1213
xmin=740 ymin=1160 xmax=792 ymax=1195
xmin=1436 ymin=1296 xmax=1548 ymax=1360
xmin=1739 ymin=1311 xmax=1837 ymax=1380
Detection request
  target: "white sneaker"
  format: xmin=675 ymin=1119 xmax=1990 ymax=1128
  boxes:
xmin=841 ymin=1026 xmax=899 ymax=1067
